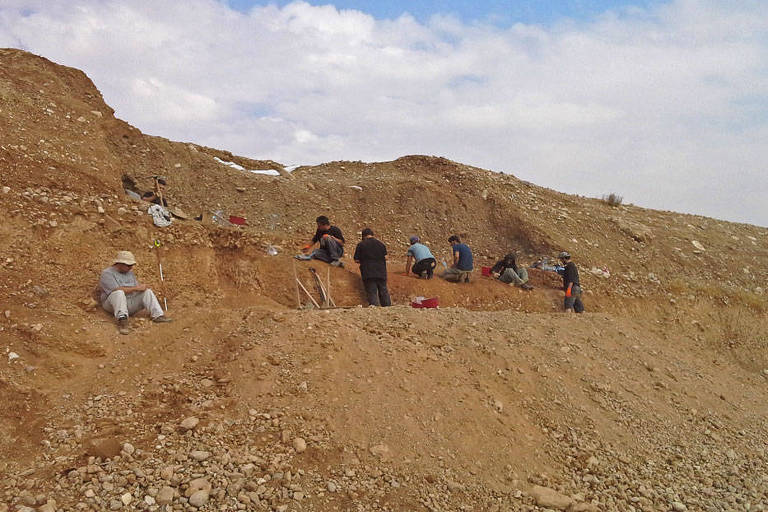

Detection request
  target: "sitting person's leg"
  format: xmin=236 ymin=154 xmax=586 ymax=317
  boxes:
xmin=500 ymin=267 xmax=525 ymax=285
xmin=103 ymin=290 xmax=128 ymax=319
xmin=442 ymin=267 xmax=461 ymax=282
xmin=137 ymin=289 xmax=166 ymax=319
xmin=412 ymin=258 xmax=436 ymax=278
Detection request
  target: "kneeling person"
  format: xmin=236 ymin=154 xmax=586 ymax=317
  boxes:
xmin=99 ymin=251 xmax=172 ymax=335
xmin=353 ymin=228 xmax=391 ymax=307
xmin=405 ymin=235 xmax=436 ymax=279
xmin=442 ymin=235 xmax=473 ymax=283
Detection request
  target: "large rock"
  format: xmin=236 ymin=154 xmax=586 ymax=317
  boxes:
xmin=179 ymin=417 xmax=200 ymax=431
xmin=156 ymin=486 xmax=175 ymax=505
xmin=185 ymin=478 xmax=212 ymax=498
xmin=530 ymin=485 xmax=573 ymax=510
xmin=189 ymin=490 xmax=210 ymax=508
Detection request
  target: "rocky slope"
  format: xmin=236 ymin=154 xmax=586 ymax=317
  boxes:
xmin=1 ymin=49 xmax=767 ymax=512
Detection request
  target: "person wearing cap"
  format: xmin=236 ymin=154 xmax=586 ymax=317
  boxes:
xmin=558 ymin=251 xmax=584 ymax=313
xmin=404 ymin=235 xmax=436 ymax=279
xmin=442 ymin=235 xmax=474 ymax=283
xmin=296 ymin=215 xmax=345 ymax=267
xmin=99 ymin=251 xmax=172 ymax=334
xmin=353 ymin=228 xmax=391 ymax=307
xmin=491 ymin=252 xmax=533 ymax=290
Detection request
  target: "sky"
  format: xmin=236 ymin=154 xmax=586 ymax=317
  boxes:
xmin=1 ymin=0 xmax=767 ymax=226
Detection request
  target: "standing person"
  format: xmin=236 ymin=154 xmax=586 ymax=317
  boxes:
xmin=558 ymin=251 xmax=584 ymax=313
xmin=353 ymin=228 xmax=391 ymax=307
xmin=99 ymin=251 xmax=172 ymax=335
xmin=404 ymin=235 xmax=436 ymax=279
xmin=296 ymin=215 xmax=345 ymax=267
xmin=442 ymin=235 xmax=474 ymax=283
xmin=491 ymin=252 xmax=533 ymax=290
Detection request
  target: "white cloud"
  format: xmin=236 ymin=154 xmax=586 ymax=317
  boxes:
xmin=0 ymin=0 xmax=767 ymax=225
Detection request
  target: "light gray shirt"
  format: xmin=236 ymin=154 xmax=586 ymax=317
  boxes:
xmin=99 ymin=266 xmax=138 ymax=302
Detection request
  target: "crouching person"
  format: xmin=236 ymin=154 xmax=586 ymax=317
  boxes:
xmin=492 ymin=253 xmax=533 ymax=290
xmin=99 ymin=251 xmax=172 ymax=334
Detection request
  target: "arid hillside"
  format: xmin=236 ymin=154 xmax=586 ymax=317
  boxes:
xmin=1 ymin=49 xmax=767 ymax=512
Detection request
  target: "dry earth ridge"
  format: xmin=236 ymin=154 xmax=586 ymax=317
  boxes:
xmin=1 ymin=49 xmax=767 ymax=512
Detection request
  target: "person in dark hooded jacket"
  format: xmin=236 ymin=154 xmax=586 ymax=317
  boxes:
xmin=491 ymin=253 xmax=533 ymax=290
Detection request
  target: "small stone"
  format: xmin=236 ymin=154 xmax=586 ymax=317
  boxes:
xmin=671 ymin=502 xmax=687 ymax=512
xmin=109 ymin=500 xmax=122 ymax=510
xmin=327 ymin=482 xmax=337 ymax=493
xmin=180 ymin=417 xmax=200 ymax=431
xmin=38 ymin=502 xmax=56 ymax=512
xmin=190 ymin=450 xmax=211 ymax=461
xmin=122 ymin=442 xmax=135 ymax=455
xmin=369 ymin=444 xmax=391 ymax=459
xmin=120 ymin=493 xmax=132 ymax=506
xmin=84 ymin=489 xmax=96 ymax=498
xmin=144 ymin=495 xmax=156 ymax=506
xmin=1 ymin=186 xmax=10 ymax=194
xmin=292 ymin=437 xmax=307 ymax=453
xmin=185 ymin=478 xmax=212 ymax=497
xmin=530 ymin=485 xmax=573 ymax=510
xmin=156 ymin=486 xmax=175 ymax=505
xmin=189 ymin=490 xmax=210 ymax=508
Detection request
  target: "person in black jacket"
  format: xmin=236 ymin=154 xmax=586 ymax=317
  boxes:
xmin=353 ymin=228 xmax=391 ymax=307
xmin=491 ymin=252 xmax=533 ymax=290
xmin=558 ymin=251 xmax=584 ymax=313
xmin=296 ymin=215 xmax=345 ymax=266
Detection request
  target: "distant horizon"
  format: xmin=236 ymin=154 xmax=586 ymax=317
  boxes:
xmin=1 ymin=0 xmax=766 ymax=227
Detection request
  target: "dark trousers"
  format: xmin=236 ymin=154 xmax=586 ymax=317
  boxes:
xmin=564 ymin=285 xmax=585 ymax=313
xmin=363 ymin=278 xmax=391 ymax=307
xmin=311 ymin=237 xmax=344 ymax=263
xmin=411 ymin=258 xmax=436 ymax=278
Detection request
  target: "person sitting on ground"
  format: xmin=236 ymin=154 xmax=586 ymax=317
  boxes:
xmin=353 ymin=228 xmax=391 ymax=307
xmin=404 ymin=235 xmax=436 ymax=279
xmin=442 ymin=235 xmax=474 ymax=283
xmin=492 ymin=252 xmax=533 ymax=290
xmin=295 ymin=215 xmax=345 ymax=267
xmin=99 ymin=251 xmax=172 ymax=335
xmin=558 ymin=251 xmax=584 ymax=313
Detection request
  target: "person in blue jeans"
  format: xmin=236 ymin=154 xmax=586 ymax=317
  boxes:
xmin=442 ymin=235 xmax=473 ymax=283
xmin=404 ymin=235 xmax=436 ymax=279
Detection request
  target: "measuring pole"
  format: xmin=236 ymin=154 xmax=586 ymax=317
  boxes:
xmin=153 ymin=239 xmax=169 ymax=311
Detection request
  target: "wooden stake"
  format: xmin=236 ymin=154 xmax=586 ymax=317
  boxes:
xmin=326 ymin=267 xmax=335 ymax=307
xmin=296 ymin=278 xmax=320 ymax=309
xmin=292 ymin=260 xmax=301 ymax=309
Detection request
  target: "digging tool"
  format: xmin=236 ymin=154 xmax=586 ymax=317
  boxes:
xmin=153 ymin=239 xmax=169 ymax=311
xmin=309 ymin=267 xmax=329 ymax=307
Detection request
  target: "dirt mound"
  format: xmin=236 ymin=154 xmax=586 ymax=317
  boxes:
xmin=1 ymin=49 xmax=767 ymax=511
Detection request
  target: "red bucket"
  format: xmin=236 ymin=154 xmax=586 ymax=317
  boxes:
xmin=481 ymin=266 xmax=492 ymax=277
xmin=229 ymin=215 xmax=247 ymax=225
xmin=411 ymin=297 xmax=439 ymax=309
